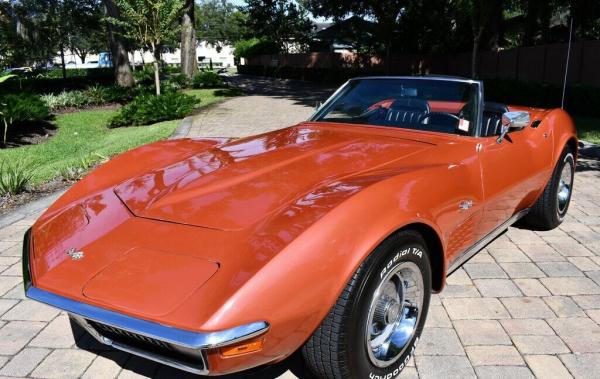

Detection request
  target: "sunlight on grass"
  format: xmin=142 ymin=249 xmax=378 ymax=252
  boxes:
xmin=575 ymin=117 xmax=600 ymax=145
xmin=0 ymin=109 xmax=177 ymax=184
xmin=183 ymin=87 xmax=245 ymax=109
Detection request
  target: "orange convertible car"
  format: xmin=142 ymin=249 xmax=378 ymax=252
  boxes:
xmin=24 ymin=77 xmax=577 ymax=378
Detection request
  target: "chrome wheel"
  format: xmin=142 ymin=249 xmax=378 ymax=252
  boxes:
xmin=365 ymin=261 xmax=424 ymax=368
xmin=557 ymin=156 xmax=574 ymax=214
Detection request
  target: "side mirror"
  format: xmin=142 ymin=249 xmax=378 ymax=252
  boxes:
xmin=497 ymin=111 xmax=530 ymax=143
xmin=315 ymin=101 xmax=323 ymax=111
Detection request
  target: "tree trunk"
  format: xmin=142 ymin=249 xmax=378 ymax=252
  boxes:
xmin=180 ymin=0 xmax=197 ymax=79
xmin=471 ymin=34 xmax=481 ymax=79
xmin=60 ymin=45 xmax=67 ymax=80
xmin=103 ymin=0 xmax=134 ymax=87
xmin=152 ymin=45 xmax=161 ymax=96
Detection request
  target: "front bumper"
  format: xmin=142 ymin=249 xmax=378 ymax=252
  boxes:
xmin=22 ymin=228 xmax=269 ymax=375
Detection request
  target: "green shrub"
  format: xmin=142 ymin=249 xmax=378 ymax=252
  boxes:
xmin=0 ymin=160 xmax=32 ymax=195
xmin=192 ymin=71 xmax=224 ymax=89
xmin=41 ymin=90 xmax=90 ymax=110
xmin=167 ymin=73 xmax=190 ymax=89
xmin=109 ymin=92 xmax=198 ymax=128
xmin=234 ymin=38 xmax=280 ymax=59
xmin=0 ymin=93 xmax=50 ymax=144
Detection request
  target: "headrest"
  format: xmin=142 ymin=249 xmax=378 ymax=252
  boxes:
xmin=484 ymin=102 xmax=509 ymax=114
xmin=390 ymin=98 xmax=430 ymax=112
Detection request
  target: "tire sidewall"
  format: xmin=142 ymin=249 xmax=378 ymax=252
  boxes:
xmin=554 ymin=151 xmax=575 ymax=221
xmin=347 ymin=232 xmax=431 ymax=378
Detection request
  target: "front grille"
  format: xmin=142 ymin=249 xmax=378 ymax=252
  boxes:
xmin=87 ymin=320 xmax=205 ymax=370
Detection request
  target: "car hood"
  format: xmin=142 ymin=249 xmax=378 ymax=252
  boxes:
xmin=113 ymin=124 xmax=435 ymax=231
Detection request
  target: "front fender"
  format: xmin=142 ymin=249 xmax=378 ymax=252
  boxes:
xmin=200 ymin=162 xmax=481 ymax=373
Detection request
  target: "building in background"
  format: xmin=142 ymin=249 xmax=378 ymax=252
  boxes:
xmin=53 ymin=41 xmax=235 ymax=69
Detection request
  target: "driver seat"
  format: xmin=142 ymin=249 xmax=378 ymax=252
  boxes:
xmin=385 ymin=98 xmax=430 ymax=125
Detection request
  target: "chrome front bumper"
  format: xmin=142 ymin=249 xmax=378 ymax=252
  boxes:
xmin=22 ymin=228 xmax=269 ymax=375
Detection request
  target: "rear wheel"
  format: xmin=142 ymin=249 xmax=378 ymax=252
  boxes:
xmin=302 ymin=230 xmax=431 ymax=379
xmin=524 ymin=146 xmax=575 ymax=230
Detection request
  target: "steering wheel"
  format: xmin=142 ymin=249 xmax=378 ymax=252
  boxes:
xmin=419 ymin=112 xmax=460 ymax=124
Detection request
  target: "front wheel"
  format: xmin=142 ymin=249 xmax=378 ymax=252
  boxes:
xmin=302 ymin=230 xmax=431 ymax=379
xmin=524 ymin=146 xmax=575 ymax=230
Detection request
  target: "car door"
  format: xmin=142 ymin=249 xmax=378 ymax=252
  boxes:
xmin=478 ymin=116 xmax=554 ymax=234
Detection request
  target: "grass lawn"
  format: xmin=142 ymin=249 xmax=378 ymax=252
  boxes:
xmin=0 ymin=109 xmax=177 ymax=184
xmin=574 ymin=117 xmax=600 ymax=144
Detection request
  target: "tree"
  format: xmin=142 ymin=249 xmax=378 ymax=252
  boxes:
xmin=68 ymin=4 xmax=108 ymax=65
xmin=196 ymin=0 xmax=248 ymax=51
xmin=111 ymin=0 xmax=184 ymax=95
xmin=457 ymin=0 xmax=499 ymax=78
xmin=103 ymin=0 xmax=135 ymax=87
xmin=244 ymin=0 xmax=313 ymax=53
xmin=180 ymin=0 xmax=197 ymax=78
xmin=303 ymin=0 xmax=405 ymax=71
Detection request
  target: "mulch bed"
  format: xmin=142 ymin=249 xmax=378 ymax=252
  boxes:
xmin=0 ymin=178 xmax=73 ymax=215
xmin=2 ymin=120 xmax=58 ymax=148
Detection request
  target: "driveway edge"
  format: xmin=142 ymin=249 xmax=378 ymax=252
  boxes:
xmin=0 ymin=190 xmax=65 ymax=229
xmin=170 ymin=116 xmax=193 ymax=140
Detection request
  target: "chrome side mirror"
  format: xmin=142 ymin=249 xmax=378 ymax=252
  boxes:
xmin=497 ymin=111 xmax=530 ymax=143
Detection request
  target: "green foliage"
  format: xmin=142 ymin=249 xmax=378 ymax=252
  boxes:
xmin=58 ymin=152 xmax=106 ymax=181
xmin=0 ymin=109 xmax=178 ymax=185
xmin=0 ymin=160 xmax=32 ymax=195
xmin=40 ymin=85 xmax=136 ymax=111
xmin=243 ymin=0 xmax=313 ymax=52
xmin=0 ymin=93 xmax=50 ymax=144
xmin=191 ymin=71 xmax=224 ymax=88
xmin=233 ymin=38 xmax=280 ymax=59
xmin=0 ymin=74 xmax=16 ymax=84
xmin=109 ymin=92 xmax=198 ymax=127
xmin=196 ymin=0 xmax=248 ymax=49
xmin=111 ymin=0 xmax=185 ymax=95
xmin=41 ymin=91 xmax=90 ymax=110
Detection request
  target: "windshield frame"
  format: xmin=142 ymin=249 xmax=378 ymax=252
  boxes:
xmin=310 ymin=76 xmax=485 ymax=137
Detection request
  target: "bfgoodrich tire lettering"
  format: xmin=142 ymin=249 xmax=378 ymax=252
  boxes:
xmin=302 ymin=230 xmax=432 ymax=379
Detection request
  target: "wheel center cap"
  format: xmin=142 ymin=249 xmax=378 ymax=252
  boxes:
xmin=384 ymin=300 xmax=401 ymax=324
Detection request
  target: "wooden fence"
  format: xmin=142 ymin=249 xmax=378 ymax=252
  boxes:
xmin=245 ymin=40 xmax=600 ymax=87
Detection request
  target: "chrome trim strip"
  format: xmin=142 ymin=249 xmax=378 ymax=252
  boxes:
xmin=447 ymin=208 xmax=530 ymax=275
xmin=26 ymin=287 xmax=269 ymax=350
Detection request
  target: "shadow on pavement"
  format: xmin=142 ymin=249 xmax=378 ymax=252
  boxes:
xmin=226 ymin=75 xmax=336 ymax=109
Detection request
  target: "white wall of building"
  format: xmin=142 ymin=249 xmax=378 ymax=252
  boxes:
xmin=54 ymin=41 xmax=235 ymax=69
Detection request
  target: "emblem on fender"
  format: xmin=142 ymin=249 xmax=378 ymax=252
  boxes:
xmin=65 ymin=248 xmax=84 ymax=261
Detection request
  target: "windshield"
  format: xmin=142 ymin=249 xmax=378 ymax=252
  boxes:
xmin=312 ymin=78 xmax=481 ymax=136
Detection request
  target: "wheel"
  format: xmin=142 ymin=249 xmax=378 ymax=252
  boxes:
xmin=524 ymin=146 xmax=575 ymax=230
xmin=302 ymin=230 xmax=431 ymax=379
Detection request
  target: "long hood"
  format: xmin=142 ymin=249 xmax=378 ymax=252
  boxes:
xmin=114 ymin=124 xmax=435 ymax=230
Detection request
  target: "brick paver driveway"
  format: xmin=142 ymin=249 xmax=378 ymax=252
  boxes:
xmin=1 ymin=76 xmax=599 ymax=378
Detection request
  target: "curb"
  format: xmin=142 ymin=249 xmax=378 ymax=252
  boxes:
xmin=170 ymin=116 xmax=193 ymax=140
xmin=0 ymin=190 xmax=66 ymax=229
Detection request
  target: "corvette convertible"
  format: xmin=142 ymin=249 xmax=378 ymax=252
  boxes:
xmin=23 ymin=76 xmax=577 ymax=378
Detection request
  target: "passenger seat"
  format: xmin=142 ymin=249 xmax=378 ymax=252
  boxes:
xmin=384 ymin=98 xmax=430 ymax=125
xmin=481 ymin=102 xmax=509 ymax=137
